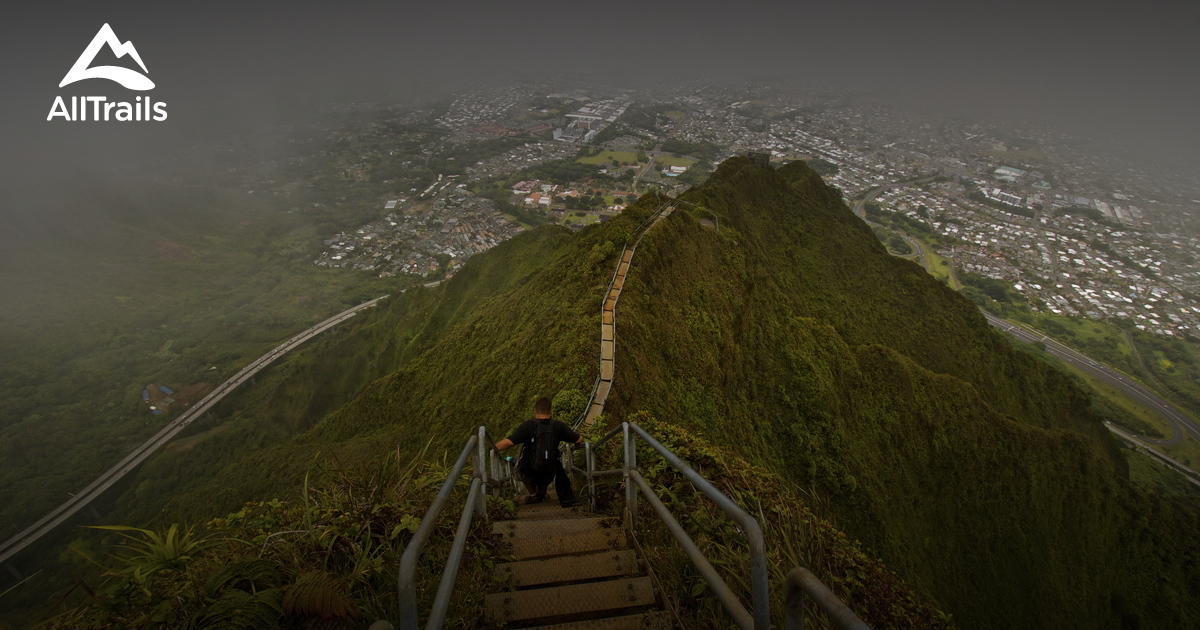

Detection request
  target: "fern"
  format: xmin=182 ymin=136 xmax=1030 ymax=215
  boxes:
xmin=283 ymin=571 xmax=358 ymax=618
xmin=192 ymin=588 xmax=284 ymax=630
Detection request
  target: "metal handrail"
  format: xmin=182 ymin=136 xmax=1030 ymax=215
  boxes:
xmin=394 ymin=427 xmax=517 ymax=630
xmin=785 ymin=567 xmax=871 ymax=630
xmin=577 ymin=421 xmax=770 ymax=630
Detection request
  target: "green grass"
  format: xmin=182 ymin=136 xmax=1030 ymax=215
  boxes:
xmin=1062 ymin=363 xmax=1174 ymax=438
xmin=577 ymin=150 xmax=639 ymax=165
xmin=904 ymin=235 xmax=961 ymax=289
xmin=502 ymin=213 xmax=536 ymax=230
xmin=652 ymin=155 xmax=698 ymax=168
xmin=561 ymin=213 xmax=601 ymax=227
xmin=1039 ymin=316 xmax=1133 ymax=356
xmin=1163 ymin=433 xmax=1200 ymax=470
xmin=1123 ymin=448 xmax=1200 ymax=496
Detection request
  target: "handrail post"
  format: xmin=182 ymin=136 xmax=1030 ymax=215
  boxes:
xmin=474 ymin=426 xmax=487 ymax=519
xmin=397 ymin=435 xmax=478 ymax=630
xmin=622 ymin=422 xmax=636 ymax=527
xmin=627 ymin=423 xmax=771 ymax=629
xmin=585 ymin=441 xmax=595 ymax=511
xmin=488 ymin=449 xmax=498 ymax=493
xmin=425 ymin=477 xmax=483 ymax=629
xmin=785 ymin=567 xmax=871 ymax=630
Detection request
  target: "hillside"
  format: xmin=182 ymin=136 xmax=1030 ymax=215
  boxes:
xmin=608 ymin=158 xmax=1200 ymax=627
xmin=27 ymin=158 xmax=1200 ymax=628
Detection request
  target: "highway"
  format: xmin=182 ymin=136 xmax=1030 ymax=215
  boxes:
xmin=897 ymin=233 xmax=927 ymax=269
xmin=0 ymin=296 xmax=387 ymax=567
xmin=1105 ymin=423 xmax=1200 ymax=487
xmin=856 ymin=173 xmax=1200 ymax=451
xmin=980 ymin=312 xmax=1200 ymax=446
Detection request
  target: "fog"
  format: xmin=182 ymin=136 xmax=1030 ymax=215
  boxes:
xmin=1 ymin=0 xmax=1197 ymax=235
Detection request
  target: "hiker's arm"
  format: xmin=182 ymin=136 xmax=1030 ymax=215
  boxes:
xmin=495 ymin=438 xmax=515 ymax=451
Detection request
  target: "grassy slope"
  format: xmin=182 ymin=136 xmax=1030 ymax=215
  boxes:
xmin=606 ymin=158 xmax=1200 ymax=628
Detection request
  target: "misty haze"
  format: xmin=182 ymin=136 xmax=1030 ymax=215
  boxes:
xmin=2 ymin=2 xmax=1199 ymax=628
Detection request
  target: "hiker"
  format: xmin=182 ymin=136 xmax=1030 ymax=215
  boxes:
xmin=495 ymin=397 xmax=583 ymax=507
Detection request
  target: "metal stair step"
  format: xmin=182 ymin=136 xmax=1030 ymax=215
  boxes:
xmin=515 ymin=495 xmax=585 ymax=516
xmin=494 ymin=517 xmax=616 ymax=540
xmin=583 ymin=402 xmax=604 ymax=428
xmin=485 ymin=576 xmax=656 ymax=624
xmin=510 ymin=527 xmax=627 ymax=559
xmin=593 ymin=380 xmax=612 ymax=405
xmin=530 ymin=611 xmax=674 ymax=630
xmin=515 ymin=504 xmax=584 ymax=520
xmin=495 ymin=549 xmax=639 ymax=588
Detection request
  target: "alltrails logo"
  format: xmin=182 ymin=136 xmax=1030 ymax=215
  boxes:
xmin=47 ymin=23 xmax=168 ymax=122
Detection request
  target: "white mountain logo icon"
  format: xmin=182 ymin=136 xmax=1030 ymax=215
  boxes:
xmin=59 ymin=23 xmax=154 ymax=91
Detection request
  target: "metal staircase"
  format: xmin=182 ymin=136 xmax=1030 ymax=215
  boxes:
xmin=375 ymin=200 xmax=870 ymax=629
xmin=380 ymin=421 xmax=870 ymax=629
xmin=484 ymin=501 xmax=671 ymax=628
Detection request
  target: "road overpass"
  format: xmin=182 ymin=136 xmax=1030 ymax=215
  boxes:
xmin=0 ymin=296 xmax=387 ymax=567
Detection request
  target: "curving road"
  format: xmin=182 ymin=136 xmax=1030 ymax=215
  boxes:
xmin=0 ymin=296 xmax=388 ymax=567
xmin=980 ymin=312 xmax=1200 ymax=446
xmin=897 ymin=234 xmax=927 ymax=268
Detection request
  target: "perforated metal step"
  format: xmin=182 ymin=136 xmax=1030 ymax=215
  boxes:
xmin=509 ymin=527 xmax=627 ymax=559
xmin=495 ymin=549 xmax=639 ymax=588
xmin=532 ymin=611 xmax=673 ymax=630
xmin=485 ymin=576 xmax=656 ymax=624
xmin=494 ymin=517 xmax=617 ymax=540
xmin=601 ymin=359 xmax=614 ymax=381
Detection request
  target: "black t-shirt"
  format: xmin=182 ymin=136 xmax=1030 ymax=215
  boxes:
xmin=506 ymin=418 xmax=580 ymax=466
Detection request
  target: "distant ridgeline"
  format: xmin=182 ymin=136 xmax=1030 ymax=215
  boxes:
xmin=125 ymin=158 xmax=1195 ymax=628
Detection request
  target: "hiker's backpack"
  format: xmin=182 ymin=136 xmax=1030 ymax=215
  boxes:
xmin=529 ymin=419 xmax=558 ymax=473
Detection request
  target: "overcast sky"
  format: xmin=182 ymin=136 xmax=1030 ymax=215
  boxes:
xmin=1 ymin=0 xmax=1197 ymax=223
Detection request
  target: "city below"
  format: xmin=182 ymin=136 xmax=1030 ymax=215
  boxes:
xmin=246 ymin=83 xmax=1200 ymax=341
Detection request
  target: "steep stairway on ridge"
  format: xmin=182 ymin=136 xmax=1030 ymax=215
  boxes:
xmin=483 ymin=489 xmax=672 ymax=629
xmin=582 ymin=205 xmax=674 ymax=428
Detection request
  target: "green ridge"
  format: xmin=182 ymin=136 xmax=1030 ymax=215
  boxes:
xmin=609 ymin=158 xmax=1200 ymax=628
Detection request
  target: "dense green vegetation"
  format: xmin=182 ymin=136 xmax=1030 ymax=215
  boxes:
xmin=44 ymin=450 xmax=509 ymax=629
xmin=8 ymin=157 xmax=1200 ymax=628
xmin=604 ymin=158 xmax=1200 ymax=628
xmin=621 ymin=414 xmax=950 ymax=628
xmin=676 ymin=160 xmax=715 ymax=187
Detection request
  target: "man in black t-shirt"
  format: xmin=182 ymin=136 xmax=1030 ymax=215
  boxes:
xmin=495 ymin=397 xmax=582 ymax=507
